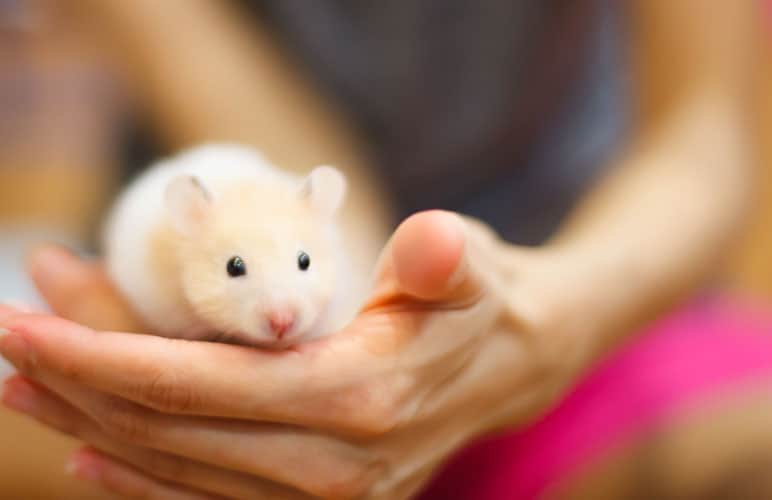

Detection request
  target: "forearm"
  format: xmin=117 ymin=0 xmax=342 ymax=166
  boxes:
xmin=512 ymin=1 xmax=759 ymax=362
xmin=78 ymin=0 xmax=392 ymax=268
xmin=542 ymin=92 xmax=754 ymax=357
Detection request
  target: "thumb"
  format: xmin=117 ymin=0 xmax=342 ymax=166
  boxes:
xmin=370 ymin=210 xmax=484 ymax=307
xmin=26 ymin=245 xmax=143 ymax=331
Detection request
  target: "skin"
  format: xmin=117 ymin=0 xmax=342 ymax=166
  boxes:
xmin=0 ymin=1 xmax=762 ymax=499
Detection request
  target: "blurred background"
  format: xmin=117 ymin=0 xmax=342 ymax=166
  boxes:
xmin=0 ymin=1 xmax=771 ymax=499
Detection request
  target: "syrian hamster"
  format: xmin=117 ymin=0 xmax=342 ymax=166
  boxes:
xmin=103 ymin=144 xmax=359 ymax=348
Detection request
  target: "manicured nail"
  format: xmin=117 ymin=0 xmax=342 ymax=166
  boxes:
xmin=0 ymin=330 xmax=30 ymax=368
xmin=2 ymin=301 xmax=43 ymax=314
xmin=0 ymin=327 xmax=11 ymax=361
xmin=445 ymin=216 xmax=469 ymax=291
xmin=28 ymin=246 xmax=76 ymax=283
xmin=446 ymin=252 xmax=469 ymax=290
xmin=1 ymin=377 xmax=37 ymax=413
xmin=64 ymin=459 xmax=78 ymax=477
xmin=66 ymin=450 xmax=103 ymax=482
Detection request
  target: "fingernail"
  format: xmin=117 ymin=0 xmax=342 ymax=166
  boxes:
xmin=66 ymin=450 xmax=103 ymax=482
xmin=1 ymin=377 xmax=37 ymax=413
xmin=28 ymin=245 xmax=74 ymax=276
xmin=0 ymin=331 xmax=33 ymax=372
xmin=446 ymin=218 xmax=469 ymax=291
xmin=0 ymin=327 xmax=12 ymax=359
xmin=0 ymin=376 xmax=8 ymax=402
xmin=64 ymin=459 xmax=78 ymax=477
xmin=2 ymin=301 xmax=44 ymax=314
xmin=446 ymin=252 xmax=468 ymax=290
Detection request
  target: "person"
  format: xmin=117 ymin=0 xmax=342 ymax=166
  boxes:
xmin=0 ymin=1 xmax=767 ymax=498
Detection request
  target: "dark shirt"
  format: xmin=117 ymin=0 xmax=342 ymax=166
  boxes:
xmin=245 ymin=1 xmax=631 ymax=244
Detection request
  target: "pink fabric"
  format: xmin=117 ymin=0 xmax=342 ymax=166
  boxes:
xmin=416 ymin=295 xmax=772 ymax=499
xmin=765 ymin=0 xmax=772 ymax=25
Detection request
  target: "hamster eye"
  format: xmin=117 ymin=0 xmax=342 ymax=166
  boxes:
xmin=227 ymin=256 xmax=247 ymax=277
xmin=297 ymin=251 xmax=311 ymax=271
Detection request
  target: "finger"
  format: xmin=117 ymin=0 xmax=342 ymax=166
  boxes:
xmin=362 ymin=211 xmax=504 ymax=372
xmin=1 ymin=376 xmax=311 ymax=500
xmin=0 ymin=307 xmax=410 ymax=435
xmin=2 ymin=301 xmax=46 ymax=313
xmin=69 ymin=447 xmax=224 ymax=500
xmin=26 ymin=245 xmax=144 ymax=331
xmin=3 ymin=371 xmax=381 ymax=499
xmin=366 ymin=210 xmax=485 ymax=307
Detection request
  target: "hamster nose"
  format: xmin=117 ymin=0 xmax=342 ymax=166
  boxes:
xmin=266 ymin=309 xmax=296 ymax=339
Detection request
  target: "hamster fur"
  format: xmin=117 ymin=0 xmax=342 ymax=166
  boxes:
xmin=103 ymin=143 xmax=360 ymax=348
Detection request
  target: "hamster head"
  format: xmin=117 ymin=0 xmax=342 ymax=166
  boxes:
xmin=164 ymin=166 xmax=347 ymax=348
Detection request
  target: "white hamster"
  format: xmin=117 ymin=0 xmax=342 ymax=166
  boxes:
xmin=103 ymin=143 xmax=360 ymax=348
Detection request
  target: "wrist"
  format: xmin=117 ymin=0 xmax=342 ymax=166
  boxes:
xmin=510 ymin=242 xmax=640 ymax=371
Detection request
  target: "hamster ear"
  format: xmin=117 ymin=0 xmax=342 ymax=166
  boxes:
xmin=300 ymin=166 xmax=347 ymax=218
xmin=165 ymin=175 xmax=211 ymax=235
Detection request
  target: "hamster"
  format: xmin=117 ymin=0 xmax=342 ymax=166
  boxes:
xmin=102 ymin=143 xmax=360 ymax=348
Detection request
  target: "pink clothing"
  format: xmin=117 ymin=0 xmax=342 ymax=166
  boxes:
xmin=416 ymin=295 xmax=772 ymax=499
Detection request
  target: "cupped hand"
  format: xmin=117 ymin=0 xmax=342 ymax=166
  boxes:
xmin=0 ymin=210 xmax=591 ymax=499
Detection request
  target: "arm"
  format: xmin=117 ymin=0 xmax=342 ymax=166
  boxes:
xmin=539 ymin=0 xmax=758 ymax=359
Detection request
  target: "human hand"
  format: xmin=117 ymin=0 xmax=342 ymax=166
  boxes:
xmin=0 ymin=210 xmax=596 ymax=499
xmin=18 ymin=247 xmax=145 ymax=333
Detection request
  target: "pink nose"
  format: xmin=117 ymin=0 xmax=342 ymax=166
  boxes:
xmin=267 ymin=310 xmax=296 ymax=339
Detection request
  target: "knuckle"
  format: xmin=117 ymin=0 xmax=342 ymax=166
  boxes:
xmin=351 ymin=406 xmax=399 ymax=438
xmin=317 ymin=481 xmax=362 ymax=500
xmin=317 ymin=462 xmax=384 ymax=500
xmin=56 ymin=414 xmax=86 ymax=439
xmin=140 ymin=368 xmax=198 ymax=413
xmin=99 ymin=400 xmax=154 ymax=444
xmin=128 ymin=484 xmax=154 ymax=500
xmin=142 ymin=451 xmax=189 ymax=483
xmin=39 ymin=409 xmax=83 ymax=438
xmin=338 ymin=383 xmax=403 ymax=438
xmin=101 ymin=471 xmax=152 ymax=500
xmin=56 ymin=356 xmax=84 ymax=382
